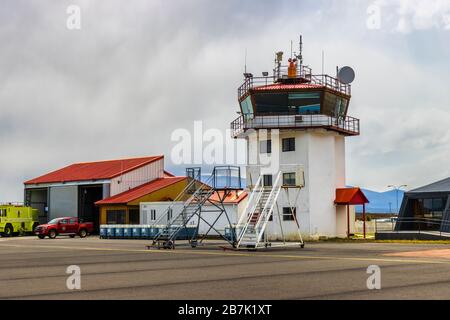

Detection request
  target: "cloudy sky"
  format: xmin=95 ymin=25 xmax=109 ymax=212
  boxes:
xmin=1 ymin=0 xmax=450 ymax=201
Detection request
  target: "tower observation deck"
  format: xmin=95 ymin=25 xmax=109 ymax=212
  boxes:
xmin=231 ymin=52 xmax=360 ymax=138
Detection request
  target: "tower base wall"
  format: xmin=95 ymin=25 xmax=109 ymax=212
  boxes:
xmin=244 ymin=129 xmax=349 ymax=239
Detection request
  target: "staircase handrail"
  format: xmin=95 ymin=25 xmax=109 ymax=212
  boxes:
xmin=161 ymin=186 xmax=217 ymax=241
xmin=254 ymin=171 xmax=282 ymax=232
xmin=254 ymin=172 xmax=283 ymax=245
xmin=236 ymin=179 xmax=266 ymax=246
xmin=235 ymin=175 xmax=263 ymax=227
xmin=152 ymin=173 xmax=216 ymax=242
xmin=236 ymin=187 xmax=265 ymax=246
xmin=148 ymin=172 xmax=211 ymax=227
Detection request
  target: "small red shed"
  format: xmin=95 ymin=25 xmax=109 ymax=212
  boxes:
xmin=335 ymin=188 xmax=370 ymax=238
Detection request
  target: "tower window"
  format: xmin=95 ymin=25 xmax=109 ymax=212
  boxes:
xmin=260 ymin=140 xmax=272 ymax=154
xmin=283 ymin=207 xmax=297 ymax=221
xmin=263 ymin=175 xmax=273 ymax=187
xmin=283 ymin=173 xmax=296 ymax=187
xmin=254 ymin=92 xmax=321 ymax=115
xmin=282 ymin=138 xmax=295 ymax=152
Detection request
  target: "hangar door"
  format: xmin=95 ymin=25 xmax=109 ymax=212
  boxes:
xmin=49 ymin=186 xmax=78 ymax=220
xmin=25 ymin=188 xmax=49 ymax=224
xmin=78 ymin=185 xmax=103 ymax=233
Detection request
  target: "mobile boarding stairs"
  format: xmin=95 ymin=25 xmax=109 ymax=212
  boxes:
xmin=147 ymin=167 xmax=241 ymax=249
xmin=234 ymin=169 xmax=305 ymax=250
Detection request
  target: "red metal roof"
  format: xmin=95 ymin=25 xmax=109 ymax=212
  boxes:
xmin=95 ymin=177 xmax=187 ymax=205
xmin=24 ymin=156 xmax=164 ymax=185
xmin=208 ymin=191 xmax=248 ymax=204
xmin=163 ymin=171 xmax=175 ymax=177
xmin=253 ymin=83 xmax=325 ymax=91
xmin=335 ymin=188 xmax=369 ymax=205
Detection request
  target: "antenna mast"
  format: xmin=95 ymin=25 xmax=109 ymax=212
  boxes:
xmin=244 ymin=48 xmax=247 ymax=74
xmin=290 ymin=40 xmax=293 ymax=59
xmin=322 ymin=50 xmax=325 ymax=75
xmin=297 ymin=35 xmax=303 ymax=67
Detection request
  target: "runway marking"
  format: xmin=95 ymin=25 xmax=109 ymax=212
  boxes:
xmin=1 ymin=243 xmax=450 ymax=265
xmin=0 ymin=237 xmax=37 ymax=242
xmin=385 ymin=249 xmax=450 ymax=259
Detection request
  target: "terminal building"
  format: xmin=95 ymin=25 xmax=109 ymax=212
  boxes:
xmin=395 ymin=177 xmax=450 ymax=235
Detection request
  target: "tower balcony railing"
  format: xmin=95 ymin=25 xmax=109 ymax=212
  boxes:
xmin=231 ymin=114 xmax=360 ymax=138
xmin=238 ymin=66 xmax=351 ymax=100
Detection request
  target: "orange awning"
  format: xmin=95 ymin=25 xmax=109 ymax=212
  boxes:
xmin=335 ymin=188 xmax=369 ymax=205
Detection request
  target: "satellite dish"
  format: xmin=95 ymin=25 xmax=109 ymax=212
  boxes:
xmin=337 ymin=66 xmax=356 ymax=84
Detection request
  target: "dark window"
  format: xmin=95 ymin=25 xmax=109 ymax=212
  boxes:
xmin=283 ymin=207 xmax=297 ymax=221
xmin=260 ymin=140 xmax=272 ymax=154
xmin=415 ymin=198 xmax=446 ymax=219
xmin=60 ymin=219 xmax=68 ymax=224
xmin=150 ymin=209 xmax=156 ymax=221
xmin=268 ymin=214 xmax=273 ymax=222
xmin=263 ymin=175 xmax=273 ymax=187
xmin=69 ymin=218 xmax=77 ymax=224
xmin=323 ymin=92 xmax=349 ymax=117
xmin=106 ymin=210 xmax=126 ymax=224
xmin=282 ymin=138 xmax=295 ymax=152
xmin=283 ymin=173 xmax=296 ymax=187
xmin=168 ymin=208 xmax=173 ymax=221
xmin=129 ymin=209 xmax=140 ymax=224
xmin=240 ymin=96 xmax=254 ymax=120
xmin=254 ymin=92 xmax=321 ymax=115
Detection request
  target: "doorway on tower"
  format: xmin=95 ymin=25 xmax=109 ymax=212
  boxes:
xmin=263 ymin=175 xmax=273 ymax=187
xmin=78 ymin=185 xmax=103 ymax=233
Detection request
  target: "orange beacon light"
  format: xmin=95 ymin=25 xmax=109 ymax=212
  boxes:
xmin=288 ymin=58 xmax=298 ymax=78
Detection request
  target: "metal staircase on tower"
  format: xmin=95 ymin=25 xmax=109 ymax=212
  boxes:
xmin=235 ymin=169 xmax=305 ymax=250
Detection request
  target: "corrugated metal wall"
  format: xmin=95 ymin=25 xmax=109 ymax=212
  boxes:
xmin=110 ymin=158 xmax=164 ymax=196
xmin=49 ymin=186 xmax=78 ymax=220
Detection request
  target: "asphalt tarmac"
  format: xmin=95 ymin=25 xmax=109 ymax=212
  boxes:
xmin=1 ymin=236 xmax=450 ymax=300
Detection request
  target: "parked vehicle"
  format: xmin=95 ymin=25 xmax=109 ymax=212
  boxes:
xmin=34 ymin=217 xmax=94 ymax=239
xmin=375 ymin=217 xmax=398 ymax=223
xmin=0 ymin=204 xmax=39 ymax=237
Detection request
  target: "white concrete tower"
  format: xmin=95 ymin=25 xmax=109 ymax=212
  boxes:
xmin=231 ymin=41 xmax=359 ymax=240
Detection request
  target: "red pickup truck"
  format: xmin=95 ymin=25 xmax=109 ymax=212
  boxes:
xmin=34 ymin=217 xmax=94 ymax=239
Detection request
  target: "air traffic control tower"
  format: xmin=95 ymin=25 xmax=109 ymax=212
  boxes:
xmin=231 ymin=37 xmax=360 ymax=240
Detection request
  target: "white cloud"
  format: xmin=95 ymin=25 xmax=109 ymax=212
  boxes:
xmin=0 ymin=0 xmax=450 ymax=201
xmin=373 ymin=0 xmax=450 ymax=33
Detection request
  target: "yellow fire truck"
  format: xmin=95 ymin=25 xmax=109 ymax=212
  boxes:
xmin=0 ymin=204 xmax=39 ymax=237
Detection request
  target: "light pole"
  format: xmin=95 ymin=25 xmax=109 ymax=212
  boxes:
xmin=387 ymin=185 xmax=407 ymax=214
